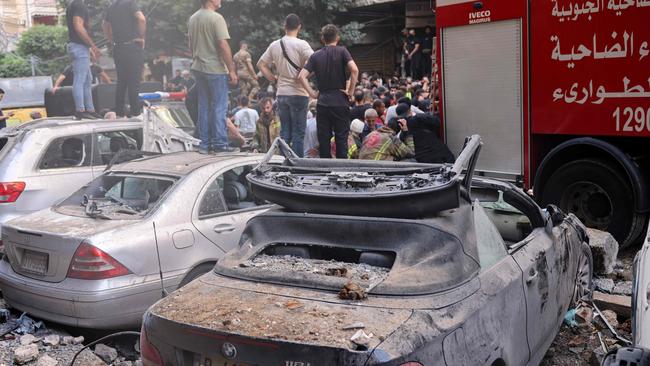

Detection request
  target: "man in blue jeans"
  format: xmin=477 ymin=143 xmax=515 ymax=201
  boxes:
xmin=258 ymin=14 xmax=314 ymax=157
xmin=188 ymin=0 xmax=238 ymax=154
xmin=66 ymin=0 xmax=102 ymax=120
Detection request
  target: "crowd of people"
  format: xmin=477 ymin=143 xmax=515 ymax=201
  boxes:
xmin=187 ymin=0 xmax=452 ymax=162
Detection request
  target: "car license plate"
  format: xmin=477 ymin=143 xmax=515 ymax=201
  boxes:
xmin=199 ymin=355 xmax=252 ymax=366
xmin=21 ymin=250 xmax=48 ymax=275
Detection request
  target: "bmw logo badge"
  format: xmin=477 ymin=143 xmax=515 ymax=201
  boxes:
xmin=221 ymin=342 xmax=237 ymax=359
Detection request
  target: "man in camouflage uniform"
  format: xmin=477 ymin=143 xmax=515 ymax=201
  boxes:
xmin=359 ymin=117 xmax=415 ymax=161
xmin=233 ymin=41 xmax=260 ymax=101
xmin=253 ymin=97 xmax=281 ymax=153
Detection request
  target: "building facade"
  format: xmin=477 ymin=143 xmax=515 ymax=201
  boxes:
xmin=0 ymin=0 xmax=59 ymax=51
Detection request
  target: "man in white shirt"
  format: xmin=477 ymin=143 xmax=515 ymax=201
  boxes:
xmin=232 ymin=95 xmax=259 ymax=136
xmin=258 ymin=14 xmax=313 ymax=157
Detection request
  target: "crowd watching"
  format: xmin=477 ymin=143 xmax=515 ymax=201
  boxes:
xmin=179 ymin=5 xmax=452 ymax=163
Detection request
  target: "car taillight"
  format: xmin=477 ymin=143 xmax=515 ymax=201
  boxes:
xmin=67 ymin=242 xmax=131 ymax=280
xmin=140 ymin=324 xmax=163 ymax=366
xmin=0 ymin=182 xmax=26 ymax=203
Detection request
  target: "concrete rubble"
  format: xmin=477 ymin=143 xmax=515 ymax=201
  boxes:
xmin=543 ymin=245 xmax=636 ymax=366
xmin=0 ymin=298 xmax=142 ymax=366
xmin=586 ymin=228 xmax=619 ymax=275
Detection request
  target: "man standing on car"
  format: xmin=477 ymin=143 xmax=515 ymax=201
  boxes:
xmin=258 ymin=14 xmax=314 ymax=157
xmin=66 ymin=0 xmax=102 ymax=120
xmin=298 ymin=24 xmax=359 ymax=159
xmin=188 ymin=0 xmax=238 ymax=154
xmin=103 ymin=0 xmax=146 ymax=118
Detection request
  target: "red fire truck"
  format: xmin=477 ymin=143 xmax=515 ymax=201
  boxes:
xmin=435 ymin=0 xmax=650 ymax=247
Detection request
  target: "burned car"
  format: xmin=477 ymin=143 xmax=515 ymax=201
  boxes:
xmin=141 ymin=137 xmax=593 ymax=366
xmin=0 ymin=152 xmax=277 ymax=329
xmin=0 ymin=115 xmax=198 ymax=232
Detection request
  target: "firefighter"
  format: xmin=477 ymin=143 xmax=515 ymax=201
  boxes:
xmin=331 ymin=118 xmax=365 ymax=159
xmin=359 ymin=116 xmax=415 ymax=161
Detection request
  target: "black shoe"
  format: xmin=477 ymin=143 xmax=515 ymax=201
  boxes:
xmin=74 ymin=111 xmax=97 ymax=120
xmin=213 ymin=146 xmax=240 ymax=153
xmin=89 ymin=111 xmax=103 ymax=119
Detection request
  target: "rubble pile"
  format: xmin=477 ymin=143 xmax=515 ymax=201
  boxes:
xmin=240 ymin=254 xmax=391 ymax=284
xmin=543 ymin=229 xmax=636 ymax=366
xmin=0 ymin=298 xmax=141 ymax=366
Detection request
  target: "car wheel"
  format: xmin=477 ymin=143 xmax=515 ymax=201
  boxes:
xmin=572 ymin=242 xmax=594 ymax=305
xmin=541 ymin=158 xmax=647 ymax=248
xmin=178 ymin=262 xmax=215 ymax=288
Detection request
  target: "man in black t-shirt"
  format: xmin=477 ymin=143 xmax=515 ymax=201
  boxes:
xmin=298 ymin=24 xmax=359 ymax=159
xmin=103 ymin=0 xmax=147 ymax=117
xmin=406 ymin=29 xmax=422 ymax=80
xmin=52 ymin=64 xmax=111 ymax=94
xmin=66 ymin=0 xmax=102 ymax=119
xmin=421 ymin=26 xmax=434 ymax=79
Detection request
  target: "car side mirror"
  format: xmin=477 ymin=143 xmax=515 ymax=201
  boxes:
xmin=546 ymin=204 xmax=566 ymax=227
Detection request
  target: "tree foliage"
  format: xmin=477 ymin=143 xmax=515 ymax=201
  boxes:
xmin=58 ymin=0 xmax=364 ymax=58
xmin=0 ymin=25 xmax=68 ymax=78
xmin=0 ymin=54 xmax=32 ymax=78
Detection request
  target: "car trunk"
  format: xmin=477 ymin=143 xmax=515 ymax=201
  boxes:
xmin=148 ymin=274 xmax=413 ymax=365
xmin=2 ymin=209 xmax=128 ymax=283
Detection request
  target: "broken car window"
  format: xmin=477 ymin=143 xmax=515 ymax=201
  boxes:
xmin=39 ymin=134 xmax=91 ymax=169
xmin=198 ymin=175 xmax=226 ymax=218
xmin=474 ymin=202 xmax=508 ymax=270
xmin=56 ymin=174 xmax=176 ymax=219
xmin=94 ymin=129 xmax=143 ymax=165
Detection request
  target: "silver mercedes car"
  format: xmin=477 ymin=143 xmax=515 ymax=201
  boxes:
xmin=0 ymin=152 xmax=275 ymax=329
xmin=0 ymin=113 xmax=198 ymax=233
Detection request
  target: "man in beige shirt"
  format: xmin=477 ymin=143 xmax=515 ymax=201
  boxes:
xmin=188 ymin=0 xmax=238 ymax=153
xmin=233 ymin=40 xmax=259 ymax=101
xmin=258 ymin=14 xmax=313 ymax=157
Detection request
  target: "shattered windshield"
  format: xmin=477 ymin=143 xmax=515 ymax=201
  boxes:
xmin=55 ymin=173 xmax=176 ymax=219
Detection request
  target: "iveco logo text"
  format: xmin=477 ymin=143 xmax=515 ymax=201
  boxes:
xmin=469 ymin=10 xmax=491 ymax=24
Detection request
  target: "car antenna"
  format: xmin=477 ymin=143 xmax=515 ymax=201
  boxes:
xmin=152 ymin=222 xmax=168 ymax=298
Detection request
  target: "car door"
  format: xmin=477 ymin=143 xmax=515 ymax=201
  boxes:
xmin=191 ymin=163 xmax=272 ymax=253
xmin=21 ymin=133 xmax=96 ymax=215
xmin=504 ymin=189 xmax=571 ymax=365
xmin=633 ymin=228 xmax=650 ymax=347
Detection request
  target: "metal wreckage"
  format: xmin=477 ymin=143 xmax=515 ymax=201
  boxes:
xmin=140 ymin=136 xmax=593 ymax=366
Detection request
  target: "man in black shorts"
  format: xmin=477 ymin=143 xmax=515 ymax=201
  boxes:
xmin=298 ymin=24 xmax=359 ymax=159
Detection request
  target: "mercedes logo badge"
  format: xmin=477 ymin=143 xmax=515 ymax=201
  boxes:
xmin=221 ymin=342 xmax=237 ymax=359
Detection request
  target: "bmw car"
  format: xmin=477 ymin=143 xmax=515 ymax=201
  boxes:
xmin=140 ymin=137 xmax=594 ymax=366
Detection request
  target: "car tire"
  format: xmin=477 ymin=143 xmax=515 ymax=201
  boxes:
xmin=572 ymin=242 xmax=594 ymax=305
xmin=541 ymin=158 xmax=647 ymax=248
xmin=178 ymin=262 xmax=215 ymax=288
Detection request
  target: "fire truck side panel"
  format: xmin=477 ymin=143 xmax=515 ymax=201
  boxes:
xmin=530 ymin=0 xmax=650 ymax=137
xmin=437 ymin=0 xmax=531 ymax=184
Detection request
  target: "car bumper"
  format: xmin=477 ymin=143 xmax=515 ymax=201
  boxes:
xmin=0 ymin=260 xmax=180 ymax=329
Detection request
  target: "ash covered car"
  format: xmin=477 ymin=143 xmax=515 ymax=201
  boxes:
xmin=0 ymin=114 xmax=198 ymax=231
xmin=0 ymin=152 xmax=277 ymax=328
xmin=141 ymin=137 xmax=594 ymax=366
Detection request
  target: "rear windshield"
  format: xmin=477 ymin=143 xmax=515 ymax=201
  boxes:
xmin=55 ymin=173 xmax=176 ymax=220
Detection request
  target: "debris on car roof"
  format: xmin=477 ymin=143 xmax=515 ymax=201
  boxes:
xmin=246 ymin=135 xmax=482 ymax=218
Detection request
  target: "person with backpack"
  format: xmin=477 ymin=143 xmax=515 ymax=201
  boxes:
xmin=257 ymin=14 xmax=314 ymax=157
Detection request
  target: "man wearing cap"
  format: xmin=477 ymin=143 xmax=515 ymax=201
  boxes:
xmin=330 ymin=119 xmax=364 ymax=159
xmin=359 ymin=112 xmax=414 ymax=161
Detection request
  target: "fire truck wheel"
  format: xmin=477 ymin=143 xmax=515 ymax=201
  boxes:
xmin=541 ymin=158 xmax=647 ymax=248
